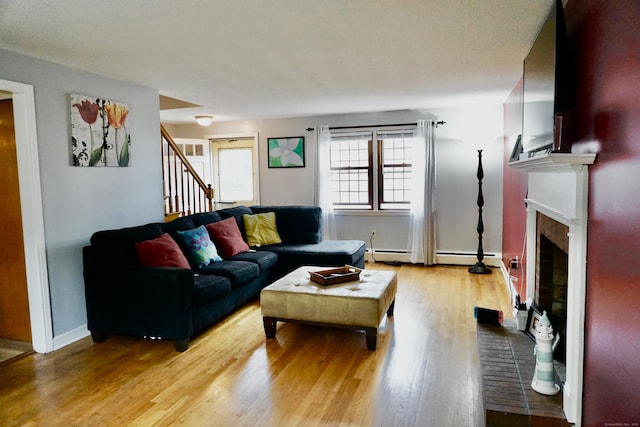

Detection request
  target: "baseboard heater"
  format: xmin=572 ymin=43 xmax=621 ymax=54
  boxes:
xmin=365 ymin=249 xmax=407 ymax=264
xmin=435 ymin=251 xmax=502 ymax=267
xmin=365 ymin=250 xmax=502 ymax=267
xmin=437 ymin=251 xmax=497 ymax=257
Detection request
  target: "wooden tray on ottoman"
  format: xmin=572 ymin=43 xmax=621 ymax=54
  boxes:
xmin=309 ymin=265 xmax=361 ymax=286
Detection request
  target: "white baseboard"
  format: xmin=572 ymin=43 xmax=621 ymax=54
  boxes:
xmin=52 ymin=324 xmax=90 ymax=351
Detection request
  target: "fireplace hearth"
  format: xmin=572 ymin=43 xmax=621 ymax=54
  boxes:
xmin=477 ymin=320 xmax=570 ymax=425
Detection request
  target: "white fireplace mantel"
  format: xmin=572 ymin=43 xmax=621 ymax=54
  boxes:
xmin=508 ymin=152 xmax=596 ymax=172
xmin=509 ymin=151 xmax=595 ymax=426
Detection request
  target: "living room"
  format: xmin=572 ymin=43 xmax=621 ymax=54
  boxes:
xmin=0 ymin=1 xmax=639 ymax=426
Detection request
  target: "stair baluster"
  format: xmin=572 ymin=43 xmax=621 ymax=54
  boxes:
xmin=161 ymin=124 xmax=214 ymax=219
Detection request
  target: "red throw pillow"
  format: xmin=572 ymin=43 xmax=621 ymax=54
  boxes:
xmin=206 ymin=217 xmax=250 ymax=258
xmin=136 ymin=232 xmax=191 ymax=269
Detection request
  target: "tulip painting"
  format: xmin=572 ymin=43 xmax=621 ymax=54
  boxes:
xmin=267 ymin=137 xmax=305 ymax=168
xmin=71 ymin=93 xmax=131 ymax=167
xmin=104 ymin=102 xmax=130 ymax=167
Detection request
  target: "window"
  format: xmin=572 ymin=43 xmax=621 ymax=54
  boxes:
xmin=328 ymin=127 xmax=414 ymax=210
xmin=378 ymin=132 xmax=413 ymax=209
xmin=329 ymin=137 xmax=372 ymax=209
xmin=176 ymin=143 xmax=203 ymax=156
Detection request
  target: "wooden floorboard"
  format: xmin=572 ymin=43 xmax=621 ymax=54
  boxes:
xmin=0 ymin=264 xmax=511 ymax=427
xmin=0 ymin=338 xmax=33 ymax=367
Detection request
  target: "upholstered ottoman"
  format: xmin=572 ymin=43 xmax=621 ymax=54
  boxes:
xmin=260 ymin=266 xmax=397 ymax=350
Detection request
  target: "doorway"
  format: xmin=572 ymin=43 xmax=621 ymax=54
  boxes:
xmin=173 ymin=138 xmax=212 ymax=187
xmin=0 ymin=79 xmax=53 ymax=354
xmin=209 ymin=134 xmax=259 ymax=209
xmin=0 ymin=95 xmax=33 ymax=363
xmin=0 ymin=97 xmax=31 ymax=340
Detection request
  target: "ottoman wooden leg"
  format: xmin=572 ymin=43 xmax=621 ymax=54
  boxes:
xmin=387 ymin=299 xmax=396 ymax=316
xmin=263 ymin=317 xmax=277 ymax=338
xmin=364 ymin=327 xmax=378 ymax=351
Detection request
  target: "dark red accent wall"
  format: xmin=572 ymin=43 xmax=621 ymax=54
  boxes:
xmin=502 ymin=1 xmax=640 ymax=424
xmin=567 ymin=1 xmax=640 ymax=424
xmin=502 ymin=78 xmax=528 ymax=299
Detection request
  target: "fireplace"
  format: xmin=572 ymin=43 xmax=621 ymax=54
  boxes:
xmin=510 ymin=152 xmax=595 ymax=425
xmin=535 ymin=212 xmax=568 ymax=364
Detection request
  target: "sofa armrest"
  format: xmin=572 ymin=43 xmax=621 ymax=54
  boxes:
xmin=84 ymin=245 xmax=195 ymax=340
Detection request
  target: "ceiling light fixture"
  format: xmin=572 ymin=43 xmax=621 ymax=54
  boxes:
xmin=195 ymin=115 xmax=213 ymax=126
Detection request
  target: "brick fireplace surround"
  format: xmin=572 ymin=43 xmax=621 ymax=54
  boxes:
xmin=536 ymin=212 xmax=569 ymax=363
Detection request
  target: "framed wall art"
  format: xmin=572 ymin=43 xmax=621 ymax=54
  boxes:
xmin=267 ymin=136 xmax=304 ymax=168
xmin=70 ymin=93 xmax=131 ymax=167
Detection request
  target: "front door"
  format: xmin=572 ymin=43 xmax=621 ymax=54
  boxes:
xmin=211 ymin=137 xmax=259 ymax=209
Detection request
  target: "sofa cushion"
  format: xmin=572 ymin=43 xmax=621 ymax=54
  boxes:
xmin=217 ymin=205 xmax=253 ymax=219
xmin=135 ymin=233 xmax=191 ymax=269
xmin=196 ymin=260 xmax=259 ymax=287
xmin=189 ymin=211 xmax=223 ymax=227
xmin=243 ymin=212 xmax=282 ymax=247
xmin=192 ymin=274 xmax=232 ymax=306
xmin=177 ymin=225 xmax=222 ymax=267
xmin=251 ymin=205 xmax=322 ymax=244
xmin=229 ymin=250 xmax=278 ymax=272
xmin=162 ymin=216 xmax=196 ymax=236
xmin=217 ymin=205 xmax=253 ymax=236
xmin=206 ymin=217 xmax=250 ymax=258
xmin=258 ymin=240 xmax=366 ymax=275
xmin=90 ymin=223 xmax=164 ymax=266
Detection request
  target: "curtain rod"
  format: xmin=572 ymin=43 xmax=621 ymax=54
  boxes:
xmin=305 ymin=120 xmax=446 ymax=132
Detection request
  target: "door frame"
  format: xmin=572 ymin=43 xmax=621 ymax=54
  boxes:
xmin=206 ymin=132 xmax=260 ymax=208
xmin=0 ymin=79 xmax=53 ymax=353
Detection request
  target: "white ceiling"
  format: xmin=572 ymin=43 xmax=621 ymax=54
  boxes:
xmin=0 ymin=0 xmax=554 ymax=124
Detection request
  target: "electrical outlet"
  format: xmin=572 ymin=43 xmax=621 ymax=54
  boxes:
xmin=370 ymin=230 xmax=376 ymax=239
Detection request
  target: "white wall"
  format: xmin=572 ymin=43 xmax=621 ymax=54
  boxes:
xmin=169 ymin=105 xmax=504 ymax=258
xmin=0 ymin=48 xmax=162 ymax=338
xmin=431 ymin=104 xmax=504 ymax=256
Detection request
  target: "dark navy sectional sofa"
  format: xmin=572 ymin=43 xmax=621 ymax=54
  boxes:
xmin=82 ymin=205 xmax=365 ymax=351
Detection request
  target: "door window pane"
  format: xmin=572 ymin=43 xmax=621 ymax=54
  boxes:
xmin=218 ymin=149 xmax=254 ymax=201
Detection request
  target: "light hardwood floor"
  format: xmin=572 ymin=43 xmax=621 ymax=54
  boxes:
xmin=0 ymin=264 xmax=511 ymax=427
xmin=0 ymin=339 xmax=32 ymax=366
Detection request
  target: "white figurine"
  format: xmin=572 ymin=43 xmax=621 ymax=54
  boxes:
xmin=531 ymin=310 xmax=560 ymax=395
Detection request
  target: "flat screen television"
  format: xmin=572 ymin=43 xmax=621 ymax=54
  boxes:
xmin=521 ymin=0 xmax=569 ymax=153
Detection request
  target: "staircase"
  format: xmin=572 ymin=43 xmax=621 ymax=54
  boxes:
xmin=161 ymin=124 xmax=214 ymax=220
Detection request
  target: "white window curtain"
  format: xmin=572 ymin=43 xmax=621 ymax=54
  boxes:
xmin=407 ymin=120 xmax=436 ymax=265
xmin=313 ymin=125 xmax=336 ymax=240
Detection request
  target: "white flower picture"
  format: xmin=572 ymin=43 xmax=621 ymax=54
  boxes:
xmin=268 ymin=137 xmax=304 ymax=168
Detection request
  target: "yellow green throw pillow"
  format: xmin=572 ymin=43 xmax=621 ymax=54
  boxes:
xmin=242 ymin=212 xmax=282 ymax=247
